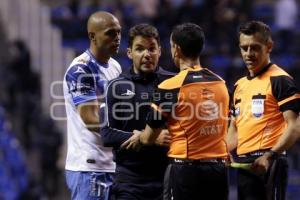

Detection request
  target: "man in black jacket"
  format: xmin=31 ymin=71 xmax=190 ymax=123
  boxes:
xmin=100 ymin=24 xmax=173 ymax=200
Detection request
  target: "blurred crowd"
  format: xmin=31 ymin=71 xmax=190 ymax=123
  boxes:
xmin=0 ymin=39 xmax=63 ymax=199
xmin=0 ymin=0 xmax=299 ymax=199
xmin=50 ymin=0 xmax=300 ymax=89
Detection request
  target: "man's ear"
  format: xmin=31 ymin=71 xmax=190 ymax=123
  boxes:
xmin=127 ymin=48 xmax=132 ymax=59
xmin=88 ymin=32 xmax=95 ymax=42
xmin=267 ymin=40 xmax=273 ymax=53
xmin=175 ymin=44 xmax=182 ymax=58
xmin=158 ymin=46 xmax=161 ymax=57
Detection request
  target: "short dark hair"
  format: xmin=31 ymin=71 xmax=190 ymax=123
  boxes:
xmin=171 ymin=23 xmax=205 ymax=58
xmin=238 ymin=21 xmax=272 ymax=43
xmin=128 ymin=24 xmax=160 ymax=47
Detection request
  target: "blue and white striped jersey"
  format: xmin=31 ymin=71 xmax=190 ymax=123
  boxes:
xmin=63 ymin=49 xmax=121 ymax=172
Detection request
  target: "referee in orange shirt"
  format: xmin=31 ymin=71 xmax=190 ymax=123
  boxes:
xmin=122 ymin=23 xmax=230 ymax=200
xmin=226 ymin=21 xmax=300 ymax=200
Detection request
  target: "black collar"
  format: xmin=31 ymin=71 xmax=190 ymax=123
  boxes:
xmin=122 ymin=67 xmax=158 ymax=83
xmin=247 ymin=63 xmax=273 ymax=80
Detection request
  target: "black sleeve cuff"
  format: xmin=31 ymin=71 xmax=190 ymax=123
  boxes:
xmin=279 ymin=99 xmax=300 ymax=113
xmin=145 ymin=110 xmax=166 ymax=129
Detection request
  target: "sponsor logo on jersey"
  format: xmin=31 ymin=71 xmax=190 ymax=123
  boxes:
xmin=121 ymin=89 xmax=135 ymax=96
xmin=74 ymin=66 xmax=85 ymax=74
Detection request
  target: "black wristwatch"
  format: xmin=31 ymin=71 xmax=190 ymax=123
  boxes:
xmin=267 ymin=150 xmax=279 ymax=160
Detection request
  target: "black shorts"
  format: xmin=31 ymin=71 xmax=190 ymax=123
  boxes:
xmin=236 ymin=154 xmax=288 ymax=200
xmin=111 ymin=173 xmax=163 ymax=200
xmin=164 ymin=159 xmax=228 ymax=200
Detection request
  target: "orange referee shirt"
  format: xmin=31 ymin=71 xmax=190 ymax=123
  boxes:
xmin=233 ymin=63 xmax=300 ymax=155
xmin=146 ymin=65 xmax=229 ymax=160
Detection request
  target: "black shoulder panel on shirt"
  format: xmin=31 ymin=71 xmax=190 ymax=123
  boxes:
xmin=183 ymin=69 xmax=222 ymax=86
xmin=271 ymin=75 xmax=299 ymax=102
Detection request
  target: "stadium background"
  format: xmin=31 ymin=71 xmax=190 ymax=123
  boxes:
xmin=0 ymin=0 xmax=299 ymax=199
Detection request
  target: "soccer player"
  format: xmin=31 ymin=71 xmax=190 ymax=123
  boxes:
xmin=100 ymin=24 xmax=172 ymax=200
xmin=63 ymin=11 xmax=121 ymax=200
xmin=122 ymin=23 xmax=230 ymax=200
xmin=226 ymin=21 xmax=300 ymax=200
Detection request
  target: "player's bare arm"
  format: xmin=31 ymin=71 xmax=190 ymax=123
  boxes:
xmin=226 ymin=117 xmax=238 ymax=152
xmin=77 ymin=100 xmax=100 ymax=132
